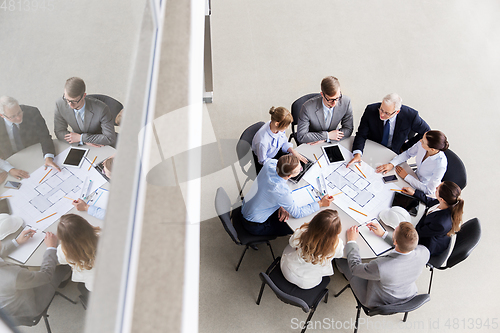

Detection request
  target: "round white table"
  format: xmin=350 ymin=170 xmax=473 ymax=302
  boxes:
xmin=287 ymin=137 xmax=424 ymax=259
xmin=1 ymin=140 xmax=115 ymax=266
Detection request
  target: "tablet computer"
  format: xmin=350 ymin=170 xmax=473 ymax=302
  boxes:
xmin=391 ymin=192 xmax=419 ymax=217
xmin=288 ymin=155 xmax=314 ymax=184
xmin=321 ymin=144 xmax=345 ymax=165
xmin=62 ymin=147 xmax=89 ymax=168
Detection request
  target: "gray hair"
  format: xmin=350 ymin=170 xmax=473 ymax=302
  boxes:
xmin=382 ymin=93 xmax=402 ymax=111
xmin=0 ymin=96 xmax=19 ymax=114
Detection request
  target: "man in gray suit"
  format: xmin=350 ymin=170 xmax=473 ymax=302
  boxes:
xmin=54 ymin=77 xmax=116 ymax=147
xmin=0 ymin=228 xmax=70 ymax=318
xmin=335 ymin=221 xmax=429 ymax=308
xmin=297 ymin=76 xmax=354 ymax=144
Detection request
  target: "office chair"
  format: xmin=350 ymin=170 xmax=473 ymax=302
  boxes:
xmin=236 ymin=122 xmax=264 ymax=199
xmin=215 ymin=187 xmax=276 ymax=271
xmin=334 ymin=285 xmax=430 ymax=333
xmin=87 ymin=94 xmax=124 ymax=126
xmin=426 ymin=218 xmax=481 ymax=294
xmin=256 ymin=257 xmax=329 ymax=333
xmin=441 ymin=149 xmax=467 ymax=189
xmin=289 ymin=93 xmax=320 ymax=145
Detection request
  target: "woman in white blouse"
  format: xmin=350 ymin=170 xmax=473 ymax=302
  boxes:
xmin=56 ymin=214 xmax=100 ymax=292
xmin=281 ymin=209 xmax=344 ymax=289
xmin=376 ymin=130 xmax=449 ymax=195
xmin=252 ymin=106 xmax=307 ymax=173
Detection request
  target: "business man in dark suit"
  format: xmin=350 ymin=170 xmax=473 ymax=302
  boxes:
xmin=347 ymin=93 xmax=430 ymax=167
xmin=0 ymin=228 xmax=70 ymax=318
xmin=54 ymin=77 xmax=116 ymax=147
xmin=0 ymin=96 xmax=60 ymax=179
xmin=335 ymin=221 xmax=429 ymax=308
xmin=297 ymin=76 xmax=354 ymax=144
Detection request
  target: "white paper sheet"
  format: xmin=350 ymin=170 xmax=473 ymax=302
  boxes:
xmin=8 ymin=226 xmax=45 ymax=264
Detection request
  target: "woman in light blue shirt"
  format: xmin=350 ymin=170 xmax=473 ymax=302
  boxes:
xmin=376 ymin=130 xmax=448 ymax=195
xmin=252 ymin=106 xmax=307 ymax=173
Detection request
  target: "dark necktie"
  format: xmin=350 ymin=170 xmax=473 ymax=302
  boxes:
xmin=381 ymin=120 xmax=390 ymax=147
xmin=12 ymin=124 xmax=23 ymax=152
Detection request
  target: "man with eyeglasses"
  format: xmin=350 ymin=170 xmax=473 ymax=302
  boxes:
xmin=297 ymin=76 xmax=354 ymax=144
xmin=347 ymin=93 xmax=430 ymax=168
xmin=0 ymin=96 xmax=60 ymax=180
xmin=54 ymin=77 xmax=116 ymax=147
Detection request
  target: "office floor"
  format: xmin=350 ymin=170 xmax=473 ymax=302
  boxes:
xmin=200 ymin=1 xmax=500 ymax=332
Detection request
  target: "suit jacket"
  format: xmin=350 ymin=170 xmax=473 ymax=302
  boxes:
xmin=413 ymin=189 xmax=452 ymax=256
xmin=297 ymin=95 xmax=354 ymax=143
xmin=54 ymin=96 xmax=116 ymax=146
xmin=352 ymin=103 xmax=430 ymax=154
xmin=345 ymin=240 xmax=429 ymax=308
xmin=0 ymin=242 xmax=58 ymax=318
xmin=0 ymin=105 xmax=55 ymax=160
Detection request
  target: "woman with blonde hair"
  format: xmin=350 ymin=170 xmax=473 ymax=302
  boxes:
xmin=252 ymin=106 xmax=308 ymax=173
xmin=403 ymin=181 xmax=464 ymax=256
xmin=56 ymin=214 xmax=100 ymax=291
xmin=281 ymin=209 xmax=344 ymax=289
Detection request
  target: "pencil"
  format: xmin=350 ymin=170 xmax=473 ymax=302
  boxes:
xmin=88 ymin=156 xmax=97 ymax=171
xmin=349 ymin=207 xmax=368 ymax=217
xmin=332 ymin=192 xmax=343 ymax=197
xmin=355 ymin=164 xmax=366 ymax=178
xmin=313 ymin=154 xmax=322 ymax=168
xmin=39 ymin=169 xmax=52 ymax=183
xmin=391 ymin=189 xmax=403 ymax=192
xmin=0 ymin=195 xmax=12 ymax=198
xmin=36 ymin=212 xmax=57 ymax=223
xmin=63 ymin=196 xmax=74 ymax=200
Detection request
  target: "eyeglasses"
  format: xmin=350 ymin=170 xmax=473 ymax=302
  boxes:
xmin=62 ymin=94 xmax=84 ymax=105
xmin=323 ymin=93 xmax=342 ymax=104
xmin=2 ymin=110 xmax=23 ymax=120
xmin=378 ymin=107 xmax=398 ymax=117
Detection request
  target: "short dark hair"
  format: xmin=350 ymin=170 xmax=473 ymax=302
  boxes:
xmin=276 ymin=155 xmax=299 ymax=177
xmin=395 ymin=222 xmax=419 ymax=252
xmin=321 ymin=76 xmax=340 ymax=97
xmin=65 ymin=77 xmax=86 ymax=98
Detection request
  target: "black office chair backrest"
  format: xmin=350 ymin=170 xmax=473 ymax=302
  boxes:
xmin=427 ymin=238 xmax=453 ymax=269
xmin=215 ymin=187 xmax=241 ymax=245
xmin=442 ymin=149 xmax=467 ymax=189
xmin=87 ymin=94 xmax=124 ymax=126
xmin=236 ymin=122 xmax=264 ymax=170
xmin=290 ymin=93 xmax=320 ymax=144
xmin=366 ymin=294 xmax=430 ymax=317
xmin=445 ymin=218 xmax=481 ymax=268
xmin=259 ymin=272 xmax=310 ymax=313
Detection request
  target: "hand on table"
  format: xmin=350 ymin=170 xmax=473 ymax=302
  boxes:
xmin=44 ymin=232 xmax=58 ymax=248
xmin=395 ymin=165 xmax=408 ymax=179
xmin=346 ymin=153 xmax=362 ymax=168
xmin=64 ymin=132 xmax=82 ymax=144
xmin=402 ymin=187 xmax=415 ymax=196
xmin=366 ymin=222 xmax=385 ymax=237
xmin=278 ymin=206 xmax=290 ymax=222
xmin=9 ymin=168 xmax=29 ymax=180
xmin=319 ymin=195 xmax=334 ymax=207
xmin=328 ymin=130 xmax=344 ymax=141
xmin=44 ymin=157 xmax=61 ymax=172
xmin=17 ymin=228 xmax=36 ymax=245
xmin=346 ymin=226 xmax=359 ymax=242
xmin=72 ymin=198 xmax=89 ymax=212
xmin=375 ymin=163 xmax=394 ymax=175
xmin=307 ymin=140 xmax=324 ymax=146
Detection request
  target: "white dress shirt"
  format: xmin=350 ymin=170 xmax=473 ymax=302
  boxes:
xmin=251 ymin=121 xmax=293 ymax=165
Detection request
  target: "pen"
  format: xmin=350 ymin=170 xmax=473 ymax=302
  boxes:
xmin=36 ymin=212 xmax=57 ymax=223
xmin=39 ymin=169 xmax=52 ymax=183
xmin=391 ymin=189 xmax=403 ymax=192
xmin=88 ymin=156 xmax=97 ymax=171
xmin=0 ymin=195 xmax=12 ymax=198
xmin=355 ymin=164 xmax=366 ymax=178
xmin=349 ymin=207 xmax=368 ymax=217
xmin=313 ymin=154 xmax=322 ymax=168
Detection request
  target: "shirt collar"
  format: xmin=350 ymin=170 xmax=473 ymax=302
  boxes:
xmin=74 ymin=101 xmax=86 ymax=113
xmin=3 ymin=117 xmax=21 ymax=127
xmin=385 ymin=113 xmax=398 ymax=125
xmin=265 ymin=121 xmax=280 ymax=138
xmin=321 ymin=100 xmax=334 ymax=112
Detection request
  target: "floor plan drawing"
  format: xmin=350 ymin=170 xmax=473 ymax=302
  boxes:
xmin=325 ymin=162 xmax=375 ymax=207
